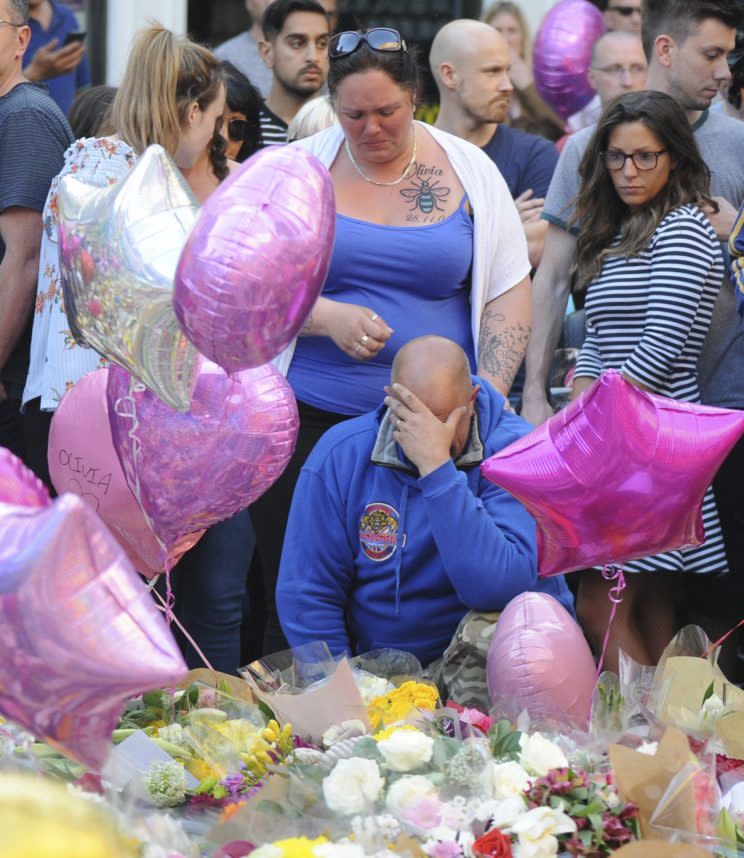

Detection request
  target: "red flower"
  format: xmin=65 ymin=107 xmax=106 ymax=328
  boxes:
xmin=473 ymin=828 xmax=513 ymax=858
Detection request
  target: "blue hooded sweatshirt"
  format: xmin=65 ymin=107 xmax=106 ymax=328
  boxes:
xmin=277 ymin=378 xmax=573 ymax=667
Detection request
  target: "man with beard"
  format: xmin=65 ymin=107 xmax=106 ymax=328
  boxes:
xmin=258 ymin=0 xmax=330 ymax=146
xmin=431 ymin=20 xmax=558 ymax=270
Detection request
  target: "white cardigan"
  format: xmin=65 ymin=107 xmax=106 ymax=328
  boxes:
xmin=273 ymin=121 xmax=530 ymax=376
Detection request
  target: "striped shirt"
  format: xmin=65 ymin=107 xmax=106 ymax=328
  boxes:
xmin=576 ymin=204 xmax=727 ymax=574
xmin=259 ymin=104 xmax=288 ymax=147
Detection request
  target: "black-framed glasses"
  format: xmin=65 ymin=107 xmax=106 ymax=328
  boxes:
xmin=328 ymin=28 xmax=406 ymax=60
xmin=226 ymin=118 xmax=255 ymax=141
xmin=604 ymin=149 xmax=667 ymax=170
xmin=607 ymin=4 xmax=641 ymax=14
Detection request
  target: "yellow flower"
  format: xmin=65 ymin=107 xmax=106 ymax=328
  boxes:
xmin=367 ymin=681 xmax=439 ymax=731
xmin=185 ymin=758 xmax=220 ymax=782
xmin=213 ymin=718 xmax=265 ymax=753
xmin=275 ymin=836 xmax=328 ymax=858
xmin=373 ymin=724 xmax=419 ymax=742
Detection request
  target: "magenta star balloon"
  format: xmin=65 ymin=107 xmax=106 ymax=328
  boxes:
xmin=0 ymin=447 xmax=50 ymax=509
xmin=482 ymin=371 xmax=744 ymax=577
xmin=533 ymin=0 xmax=605 ymax=120
xmin=174 ymin=146 xmax=335 ymax=373
xmin=0 ymin=466 xmax=187 ymax=769
xmin=107 ymin=358 xmax=299 ymax=549
xmin=487 ymin=592 xmax=596 ymax=723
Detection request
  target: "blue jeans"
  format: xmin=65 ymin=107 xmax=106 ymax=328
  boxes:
xmin=166 ymin=508 xmax=254 ymax=675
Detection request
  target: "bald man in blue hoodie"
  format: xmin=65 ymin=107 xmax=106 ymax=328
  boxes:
xmin=277 ymin=336 xmax=573 ymax=668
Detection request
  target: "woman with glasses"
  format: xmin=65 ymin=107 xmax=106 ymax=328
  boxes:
xmin=251 ymin=27 xmax=532 ymax=654
xmin=568 ymin=90 xmax=726 ymax=672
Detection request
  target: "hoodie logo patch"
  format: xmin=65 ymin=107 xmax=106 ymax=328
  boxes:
xmin=359 ymin=502 xmax=399 ymax=562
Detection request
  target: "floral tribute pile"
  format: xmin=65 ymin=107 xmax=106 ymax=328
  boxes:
xmin=2 ymin=630 xmax=744 ymax=858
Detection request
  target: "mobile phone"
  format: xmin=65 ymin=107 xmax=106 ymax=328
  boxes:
xmin=63 ymin=31 xmax=86 ymax=47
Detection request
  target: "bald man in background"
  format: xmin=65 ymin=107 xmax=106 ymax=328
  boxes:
xmin=277 ymin=336 xmax=572 ymax=702
xmin=431 ymin=20 xmax=558 ymax=270
xmin=567 ymin=30 xmax=648 ymax=132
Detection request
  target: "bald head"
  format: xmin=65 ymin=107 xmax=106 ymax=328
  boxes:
xmin=392 ymin=337 xmax=473 ymax=414
xmin=430 ymin=19 xmax=514 ymax=131
xmin=430 ymin=19 xmax=510 ymax=89
xmin=588 ymin=31 xmax=647 ymax=106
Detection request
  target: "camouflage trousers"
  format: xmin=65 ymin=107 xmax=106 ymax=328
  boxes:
xmin=424 ymin=610 xmax=501 ymax=711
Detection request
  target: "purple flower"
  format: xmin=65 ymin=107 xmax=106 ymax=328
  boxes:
xmin=403 ymin=797 xmax=442 ymax=830
xmin=428 ymin=841 xmax=463 ymax=858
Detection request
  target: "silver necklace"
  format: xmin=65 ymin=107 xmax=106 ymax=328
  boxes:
xmin=345 ymin=125 xmax=417 ymax=186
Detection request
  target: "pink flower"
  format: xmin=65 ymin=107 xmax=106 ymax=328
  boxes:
xmin=404 ymin=797 xmax=443 ymax=830
xmin=428 ymin=841 xmax=462 ymax=858
xmin=459 ymin=708 xmax=494 ymax=733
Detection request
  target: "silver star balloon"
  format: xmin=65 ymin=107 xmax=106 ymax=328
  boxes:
xmin=57 ymin=145 xmax=200 ymax=412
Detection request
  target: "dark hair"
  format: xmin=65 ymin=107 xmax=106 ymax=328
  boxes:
xmin=327 ymin=39 xmax=421 ymax=100
xmin=262 ymin=0 xmax=327 ymax=42
xmin=641 ymin=0 xmax=741 ymax=60
xmin=728 ymin=29 xmax=744 ymax=109
xmin=221 ymin=61 xmax=262 ymax=162
xmin=570 ymin=90 xmax=716 ymax=290
xmin=67 ymin=85 xmax=117 ymax=138
xmin=9 ymin=0 xmax=28 ymax=24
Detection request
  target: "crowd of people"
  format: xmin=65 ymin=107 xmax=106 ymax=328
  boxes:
xmin=2 ymin=0 xmax=744 ymax=701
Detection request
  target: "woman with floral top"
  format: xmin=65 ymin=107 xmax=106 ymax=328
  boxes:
xmin=22 ymin=24 xmax=252 ymax=676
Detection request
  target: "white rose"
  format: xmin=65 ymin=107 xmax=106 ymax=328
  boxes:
xmin=518 ymin=733 xmax=568 ymax=777
xmin=322 ymin=758 xmax=385 ymax=815
xmin=385 ymin=775 xmax=438 ymax=815
xmin=314 ymin=843 xmax=366 ymax=858
xmin=480 ymin=760 xmax=531 ymax=799
xmin=508 ymin=806 xmax=577 ymax=858
xmin=701 ymin=694 xmax=726 ymax=721
xmin=377 ymin=729 xmax=434 ymax=772
xmin=489 ymin=795 xmax=531 ymax=829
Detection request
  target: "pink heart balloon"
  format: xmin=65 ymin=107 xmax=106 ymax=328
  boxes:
xmin=48 ymin=370 xmax=204 ymax=577
xmin=533 ymin=0 xmax=605 ymax=119
xmin=482 ymin=371 xmax=744 ymax=577
xmin=174 ymin=146 xmax=336 ymax=372
xmin=0 ymin=447 xmax=50 ymax=509
xmin=487 ymin=592 xmax=596 ymax=724
xmin=0 ymin=486 xmax=187 ymax=769
xmin=107 ymin=359 xmax=299 ymax=548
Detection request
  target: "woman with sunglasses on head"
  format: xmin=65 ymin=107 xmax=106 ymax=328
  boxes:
xmin=568 ymin=90 xmax=727 ymax=673
xmin=23 ymin=25 xmax=253 ymax=676
xmin=250 ymin=27 xmax=532 ymax=655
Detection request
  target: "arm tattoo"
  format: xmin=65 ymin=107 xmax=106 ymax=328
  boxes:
xmin=478 ymin=309 xmax=531 ymax=391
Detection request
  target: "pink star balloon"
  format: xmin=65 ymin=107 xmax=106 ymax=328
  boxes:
xmin=482 ymin=371 xmax=744 ymax=577
xmin=107 ymin=358 xmax=299 ymax=549
xmin=0 ymin=453 xmax=187 ymax=769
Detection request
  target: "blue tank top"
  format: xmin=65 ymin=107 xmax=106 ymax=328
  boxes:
xmin=288 ymin=197 xmax=475 ymax=415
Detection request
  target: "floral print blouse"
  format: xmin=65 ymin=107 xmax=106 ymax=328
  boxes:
xmin=23 ymin=137 xmax=137 ymax=411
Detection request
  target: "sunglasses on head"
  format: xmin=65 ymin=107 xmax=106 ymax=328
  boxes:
xmin=608 ymin=4 xmax=641 ymax=14
xmin=329 ymin=28 xmax=406 ymax=60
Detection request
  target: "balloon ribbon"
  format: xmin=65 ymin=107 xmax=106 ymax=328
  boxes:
xmin=701 ymin=617 xmax=744 ymax=660
xmin=593 ymin=564 xmax=626 ymax=685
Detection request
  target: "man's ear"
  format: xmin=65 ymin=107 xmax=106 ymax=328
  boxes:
xmin=438 ymin=61 xmax=458 ymax=92
xmin=259 ymin=39 xmax=274 ymax=70
xmin=654 ymin=34 xmax=675 ymax=69
xmin=470 ymin=384 xmax=480 ymax=407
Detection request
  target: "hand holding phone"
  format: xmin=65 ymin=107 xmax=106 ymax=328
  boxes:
xmin=63 ymin=32 xmax=86 ymax=47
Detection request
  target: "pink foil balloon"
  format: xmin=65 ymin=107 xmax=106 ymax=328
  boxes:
xmin=533 ymin=0 xmax=605 ymax=120
xmin=487 ymin=592 xmax=596 ymax=722
xmin=107 ymin=359 xmax=299 ymax=548
xmin=174 ymin=146 xmax=335 ymax=372
xmin=482 ymin=371 xmax=744 ymax=577
xmin=0 ymin=485 xmax=187 ymax=769
xmin=48 ymin=370 xmax=203 ymax=577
